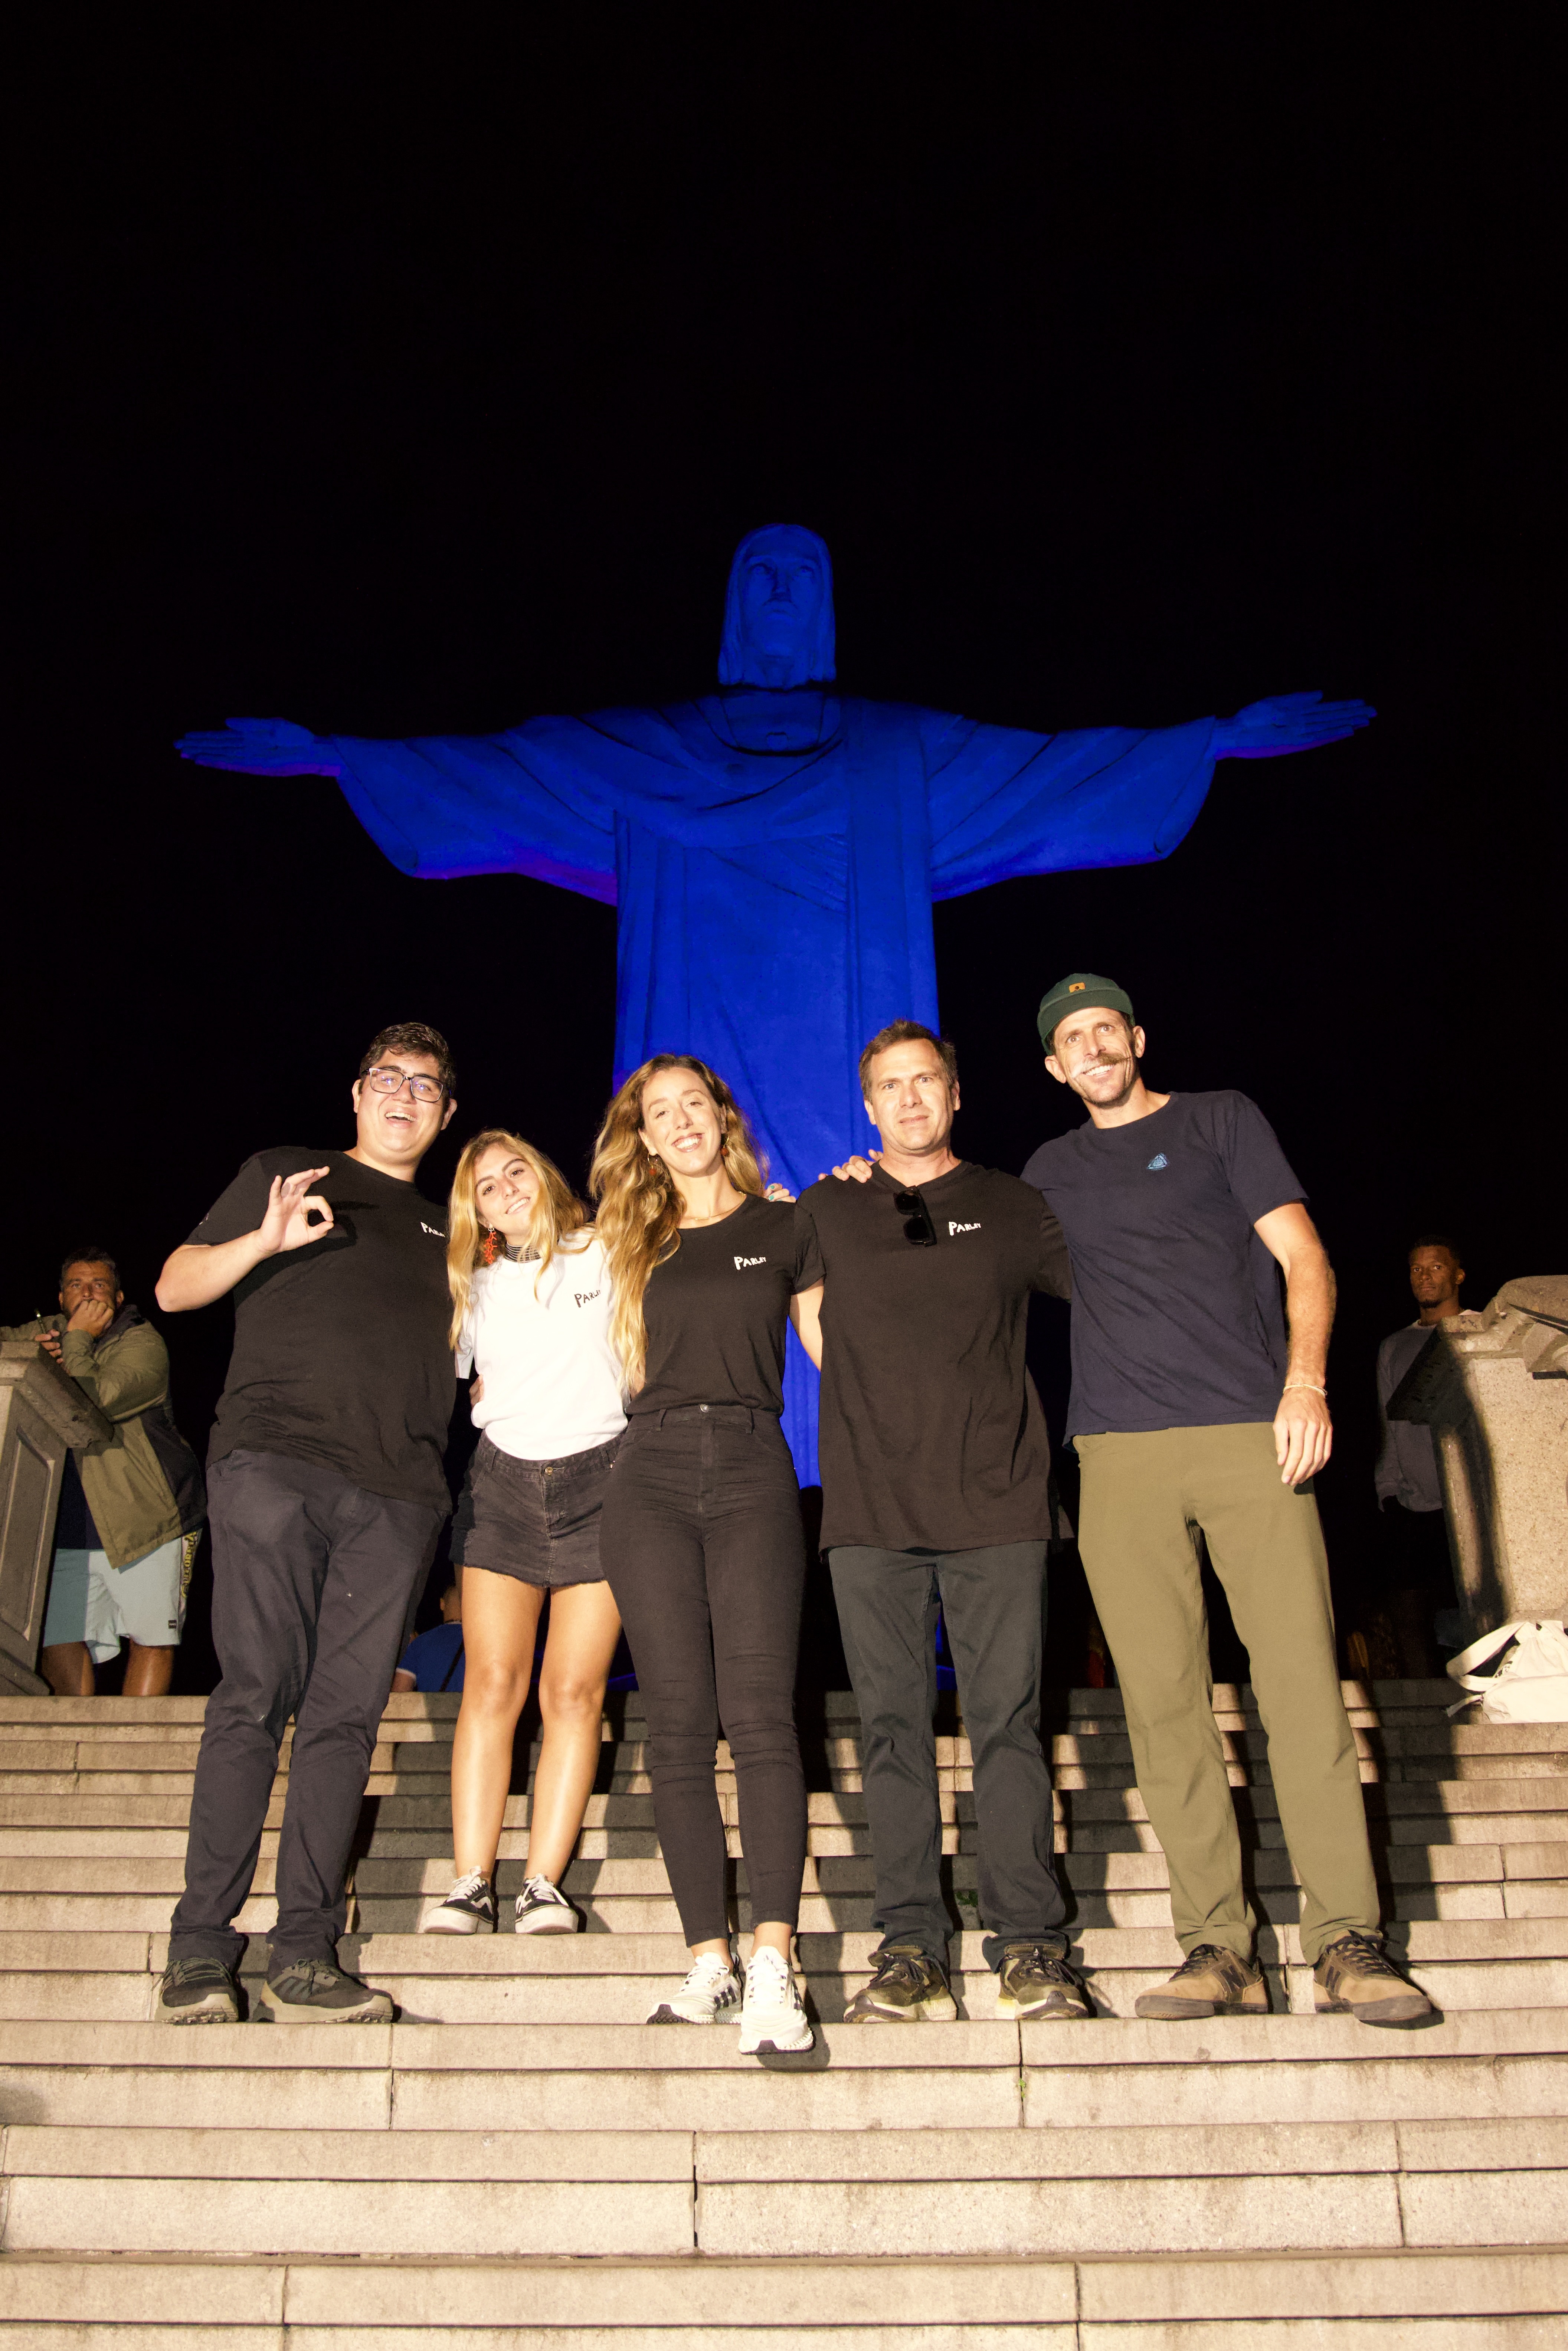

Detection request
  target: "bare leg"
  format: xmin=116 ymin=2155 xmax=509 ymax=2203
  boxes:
xmin=40 ymin=1643 xmax=93 ymax=1697
xmin=121 ymin=1641 xmax=175 ymax=1698
xmin=449 ymin=1568 xmax=544 ymax=1879
xmin=525 ymin=1581 xmax=624 ymax=1885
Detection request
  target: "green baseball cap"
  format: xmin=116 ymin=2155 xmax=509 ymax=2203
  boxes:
xmin=1037 ymin=971 xmax=1136 ymax=1054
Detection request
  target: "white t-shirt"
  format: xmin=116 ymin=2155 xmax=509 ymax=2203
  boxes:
xmin=456 ymin=1235 xmax=626 ymax=1461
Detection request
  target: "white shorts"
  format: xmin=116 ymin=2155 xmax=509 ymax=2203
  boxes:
xmin=42 ymin=1536 xmax=190 ymax=1661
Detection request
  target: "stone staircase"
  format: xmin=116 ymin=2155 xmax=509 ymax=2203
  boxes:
xmin=0 ymin=1680 xmax=1564 ymax=2346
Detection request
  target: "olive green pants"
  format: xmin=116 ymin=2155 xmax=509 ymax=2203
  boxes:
xmin=1076 ymin=1422 xmax=1379 ymax=1966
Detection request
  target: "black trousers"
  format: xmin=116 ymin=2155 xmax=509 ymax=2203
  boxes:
xmin=170 ymin=1447 xmax=443 ymax=1967
xmin=828 ymin=1541 xmax=1068 ymax=1966
xmin=597 ymin=1407 xmax=807 ymax=1945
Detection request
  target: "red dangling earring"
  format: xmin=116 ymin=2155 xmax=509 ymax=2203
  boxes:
xmin=481 ymin=1227 xmax=500 ymax=1265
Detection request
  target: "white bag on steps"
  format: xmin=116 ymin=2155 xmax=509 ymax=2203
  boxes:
xmin=1446 ymin=1620 xmax=1568 ymax=1722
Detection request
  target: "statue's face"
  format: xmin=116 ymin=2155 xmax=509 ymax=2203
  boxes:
xmin=737 ymin=546 xmax=825 ymax=665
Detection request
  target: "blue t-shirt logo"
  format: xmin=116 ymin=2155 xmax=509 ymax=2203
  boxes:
xmin=1147 ymin=1152 xmax=1169 ymax=1171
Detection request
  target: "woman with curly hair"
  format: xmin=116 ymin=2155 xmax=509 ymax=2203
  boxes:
xmin=419 ymin=1130 xmax=625 ymax=1936
xmin=591 ymin=1055 xmax=823 ymax=2055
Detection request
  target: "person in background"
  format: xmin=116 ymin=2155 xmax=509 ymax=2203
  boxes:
xmin=3 ymin=1250 xmax=205 ymax=1697
xmin=1375 ymin=1235 xmax=1472 ymax=1678
xmin=394 ymin=1573 xmax=465 ymax=1695
xmin=1024 ymin=972 xmax=1431 ymax=2027
xmin=592 ymin=1054 xmax=821 ymax=2057
xmin=153 ymin=1022 xmax=457 ymax=2027
xmin=418 ymin=1130 xmax=625 ymax=1936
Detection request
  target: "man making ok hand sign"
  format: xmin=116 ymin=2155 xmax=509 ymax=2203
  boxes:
xmin=154 ymin=1024 xmax=459 ymax=2026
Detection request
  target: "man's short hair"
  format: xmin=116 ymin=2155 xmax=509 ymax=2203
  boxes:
xmin=1409 ymin=1232 xmax=1463 ymax=1264
xmin=60 ymin=1247 xmax=118 ymax=1288
xmin=858 ymin=1019 xmax=959 ymax=1098
xmin=359 ymin=1022 xmax=457 ymax=1097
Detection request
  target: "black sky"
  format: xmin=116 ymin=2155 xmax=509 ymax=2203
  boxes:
xmin=12 ymin=16 xmax=1562 ymax=1673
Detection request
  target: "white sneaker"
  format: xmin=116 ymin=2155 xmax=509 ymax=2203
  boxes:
xmin=647 ymin=1951 xmax=741 ymax=2024
xmin=418 ymin=1870 xmax=497 ymax=1935
xmin=514 ymin=1874 xmax=581 ymax=1934
xmin=738 ymin=1944 xmax=814 ymax=2055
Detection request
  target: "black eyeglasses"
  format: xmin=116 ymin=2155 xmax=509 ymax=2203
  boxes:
xmin=894 ymin=1189 xmax=937 ymax=1247
xmin=363 ymin=1064 xmax=446 ymax=1104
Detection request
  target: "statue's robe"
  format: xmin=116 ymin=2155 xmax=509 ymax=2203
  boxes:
xmin=332 ymin=691 xmax=1221 ymax=1480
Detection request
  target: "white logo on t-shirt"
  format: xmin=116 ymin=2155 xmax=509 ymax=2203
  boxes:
xmin=949 ymin=1221 xmax=981 ymax=1236
xmin=734 ymin=1255 xmax=769 ymax=1269
xmin=420 ymin=1222 xmax=444 ymax=1237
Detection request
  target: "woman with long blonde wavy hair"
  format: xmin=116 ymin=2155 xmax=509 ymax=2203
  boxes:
xmin=590 ymin=1055 xmax=824 ymax=2056
xmin=416 ymin=1129 xmax=626 ymax=1938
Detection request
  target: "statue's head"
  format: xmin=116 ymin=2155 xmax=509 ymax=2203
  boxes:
xmin=718 ymin=524 xmax=836 ymax=688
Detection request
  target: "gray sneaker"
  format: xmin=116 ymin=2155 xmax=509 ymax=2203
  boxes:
xmin=995 ymin=1940 xmax=1093 ymax=2021
xmin=260 ymin=1957 xmax=394 ymax=2025
xmin=156 ymin=1955 xmax=241 ymax=2025
xmin=844 ymin=1940 xmax=958 ymax=2022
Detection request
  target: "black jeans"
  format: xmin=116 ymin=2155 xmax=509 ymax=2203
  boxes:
xmin=170 ymin=1448 xmax=444 ymax=1968
xmin=597 ymin=1407 xmax=807 ymax=1945
xmin=828 ymin=1541 xmax=1067 ymax=1967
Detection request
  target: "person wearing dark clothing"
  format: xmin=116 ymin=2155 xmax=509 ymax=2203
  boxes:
xmin=1024 ymin=972 xmax=1430 ymax=2027
xmin=798 ymin=1019 xmax=1086 ymax=2029
xmin=3 ymin=1250 xmax=204 ymax=1697
xmin=1375 ymin=1235 xmax=1473 ymax=1676
xmin=593 ymin=1054 xmax=820 ymax=2057
xmin=393 ymin=1578 xmax=465 ymax=1694
xmin=153 ymin=1024 xmax=457 ymax=2027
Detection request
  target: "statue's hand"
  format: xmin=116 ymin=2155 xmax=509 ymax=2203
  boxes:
xmin=1214 ymin=691 xmax=1375 ymax=760
xmin=175 ymin=717 xmax=343 ymax=777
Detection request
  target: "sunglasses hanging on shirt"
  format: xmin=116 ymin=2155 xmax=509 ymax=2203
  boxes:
xmin=894 ymin=1189 xmax=938 ymax=1247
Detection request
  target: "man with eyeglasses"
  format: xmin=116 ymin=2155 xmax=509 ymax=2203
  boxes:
xmin=153 ymin=1022 xmax=458 ymax=2025
xmin=792 ymin=1021 xmax=1083 ymax=2026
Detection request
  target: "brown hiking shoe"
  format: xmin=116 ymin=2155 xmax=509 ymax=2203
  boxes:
xmin=1313 ymin=1932 xmax=1434 ymax=2026
xmin=844 ymin=1941 xmax=958 ymax=2021
xmin=1135 ymin=1944 xmax=1269 ymax=2020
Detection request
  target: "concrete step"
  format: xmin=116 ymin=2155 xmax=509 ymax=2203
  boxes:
xmin=4 ymin=2119 xmax=1566 ymax=2260
xmin=0 ymin=2246 xmax=1563 ymax=2340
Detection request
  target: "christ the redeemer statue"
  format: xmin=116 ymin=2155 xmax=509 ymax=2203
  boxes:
xmin=179 ymin=523 xmax=1372 ymax=1480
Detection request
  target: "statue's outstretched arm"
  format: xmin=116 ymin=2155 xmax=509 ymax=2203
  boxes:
xmin=176 ymin=717 xmax=342 ymax=775
xmin=1212 ymin=691 xmax=1375 ymax=759
xmin=176 ymin=716 xmax=617 ymax=900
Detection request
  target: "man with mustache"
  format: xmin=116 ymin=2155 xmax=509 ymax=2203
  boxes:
xmin=1022 ymin=974 xmax=1430 ymax=2026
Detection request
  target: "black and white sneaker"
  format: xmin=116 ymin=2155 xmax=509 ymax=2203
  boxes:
xmin=419 ymin=1870 xmax=497 ymax=1935
xmin=155 ymin=1955 xmax=242 ymax=2025
xmin=738 ymin=1945 xmax=814 ymax=2054
xmin=514 ymin=1873 xmax=582 ymax=1934
xmin=259 ymin=1958 xmax=394 ymax=2025
xmin=647 ymin=1950 xmax=742 ymax=2024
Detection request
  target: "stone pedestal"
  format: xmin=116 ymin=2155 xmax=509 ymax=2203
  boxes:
xmin=1388 ymin=1277 xmax=1568 ymax=1635
xmin=0 ymin=1343 xmax=113 ymax=1697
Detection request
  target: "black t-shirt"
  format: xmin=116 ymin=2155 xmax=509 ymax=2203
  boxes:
xmin=188 ymin=1147 xmax=455 ymax=1509
xmin=632 ymin=1194 xmax=823 ymax=1417
xmin=1020 ymin=1090 xmax=1304 ymax=1438
xmin=796 ymin=1162 xmax=1071 ymax=1551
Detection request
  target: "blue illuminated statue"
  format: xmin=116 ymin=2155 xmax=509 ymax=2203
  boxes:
xmin=179 ymin=524 xmax=1372 ymax=1478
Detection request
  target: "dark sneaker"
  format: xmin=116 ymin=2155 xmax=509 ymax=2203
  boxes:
xmin=996 ymin=1940 xmax=1092 ymax=2021
xmin=1314 ymin=1931 xmax=1434 ymax=2026
xmin=1136 ymin=1944 xmax=1269 ymax=2020
xmin=844 ymin=1940 xmax=958 ymax=2023
xmin=514 ymin=1873 xmax=582 ymax=1934
xmin=420 ymin=1870 xmax=497 ymax=1935
xmin=260 ymin=1957 xmax=394 ymax=2025
xmin=156 ymin=1955 xmax=241 ymax=2025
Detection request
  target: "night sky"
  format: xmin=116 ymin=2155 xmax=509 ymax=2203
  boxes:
xmin=13 ymin=19 xmax=1560 ymax=1684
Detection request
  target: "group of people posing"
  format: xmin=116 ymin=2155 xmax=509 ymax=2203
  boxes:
xmin=149 ymin=973 xmax=1432 ymax=2053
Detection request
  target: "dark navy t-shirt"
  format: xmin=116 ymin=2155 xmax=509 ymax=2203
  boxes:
xmin=1021 ymin=1091 xmax=1304 ymax=1437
